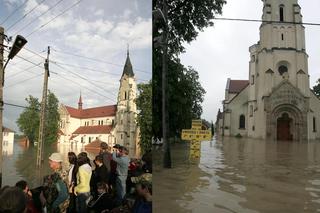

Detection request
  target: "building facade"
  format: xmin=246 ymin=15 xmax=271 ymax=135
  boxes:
xmin=58 ymin=51 xmax=138 ymax=149
xmin=216 ymin=0 xmax=320 ymax=141
xmin=2 ymin=127 xmax=15 ymax=156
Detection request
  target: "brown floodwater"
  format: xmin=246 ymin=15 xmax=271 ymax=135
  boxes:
xmin=2 ymin=142 xmax=137 ymax=188
xmin=153 ymin=137 xmax=320 ymax=213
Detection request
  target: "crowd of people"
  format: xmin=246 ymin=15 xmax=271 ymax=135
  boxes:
xmin=0 ymin=143 xmax=152 ymax=213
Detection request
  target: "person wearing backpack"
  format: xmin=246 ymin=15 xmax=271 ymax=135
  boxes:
xmin=42 ymin=153 xmax=69 ymax=213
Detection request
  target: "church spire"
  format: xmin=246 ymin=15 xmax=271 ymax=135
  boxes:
xmin=78 ymin=91 xmax=83 ymax=110
xmin=122 ymin=46 xmax=134 ymax=78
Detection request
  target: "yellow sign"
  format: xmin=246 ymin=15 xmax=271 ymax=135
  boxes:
xmin=189 ymin=148 xmax=200 ymax=159
xmin=190 ymin=140 xmax=201 ymax=150
xmin=181 ymin=129 xmax=212 ymax=141
xmin=192 ymin=120 xmax=202 ymax=130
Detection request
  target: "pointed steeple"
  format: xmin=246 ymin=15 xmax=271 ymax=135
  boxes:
xmin=121 ymin=46 xmax=134 ymax=77
xmin=78 ymin=91 xmax=83 ymax=110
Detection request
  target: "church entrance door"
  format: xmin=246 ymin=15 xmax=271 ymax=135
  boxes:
xmin=277 ymin=113 xmax=293 ymax=141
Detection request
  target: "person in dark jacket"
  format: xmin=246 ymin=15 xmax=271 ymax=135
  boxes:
xmin=15 ymin=180 xmax=39 ymax=213
xmin=92 ymin=155 xmax=109 ymax=196
xmin=132 ymin=181 xmax=152 ymax=213
xmin=0 ymin=186 xmax=27 ymax=213
xmin=88 ymin=182 xmax=115 ymax=213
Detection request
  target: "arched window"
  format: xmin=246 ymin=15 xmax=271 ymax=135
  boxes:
xmin=280 ymin=6 xmax=284 ymax=22
xmin=278 ymin=65 xmax=288 ymax=75
xmin=239 ymin=115 xmax=245 ymax=129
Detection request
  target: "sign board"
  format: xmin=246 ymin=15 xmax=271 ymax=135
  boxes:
xmin=190 ymin=149 xmax=200 ymax=159
xmin=191 ymin=120 xmax=202 ymax=130
xmin=181 ymin=129 xmax=212 ymax=141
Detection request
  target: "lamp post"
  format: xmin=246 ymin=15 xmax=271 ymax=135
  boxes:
xmin=0 ymin=29 xmax=27 ymax=187
xmin=153 ymin=0 xmax=171 ymax=168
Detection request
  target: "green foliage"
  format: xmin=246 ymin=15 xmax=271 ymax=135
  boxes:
xmin=152 ymin=0 xmax=225 ymax=139
xmin=16 ymin=91 xmax=60 ymax=144
xmin=313 ymin=79 xmax=320 ymax=98
xmin=44 ymin=91 xmax=60 ymax=144
xmin=17 ymin=96 xmax=40 ymax=144
xmin=235 ymin=133 xmax=242 ymax=138
xmin=211 ymin=122 xmax=214 ymax=136
xmin=153 ymin=0 xmax=226 ymax=55
xmin=136 ymin=82 xmax=152 ymax=154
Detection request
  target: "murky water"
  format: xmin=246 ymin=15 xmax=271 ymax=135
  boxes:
xmin=2 ymin=141 xmax=86 ymax=188
xmin=153 ymin=137 xmax=320 ymax=213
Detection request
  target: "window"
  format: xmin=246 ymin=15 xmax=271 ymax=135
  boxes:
xmin=120 ymin=120 xmax=123 ymax=125
xmin=124 ymin=92 xmax=127 ymax=100
xmin=250 ymin=105 xmax=253 ymax=117
xmin=251 ymin=75 xmax=255 ymax=85
xmin=101 ymin=120 xmax=103 ymax=125
xmin=121 ymin=134 xmax=123 ymax=139
xmin=89 ymin=137 xmax=92 ymax=143
xmin=313 ymin=117 xmax=316 ymax=132
xmin=281 ymin=33 xmax=284 ymax=41
xmin=239 ymin=115 xmax=245 ymax=129
xmin=278 ymin=65 xmax=288 ymax=75
xmin=81 ymin=137 xmax=84 ymax=143
xmin=280 ymin=6 xmax=284 ymax=22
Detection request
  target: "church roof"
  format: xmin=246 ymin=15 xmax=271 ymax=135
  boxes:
xmin=65 ymin=105 xmax=117 ymax=119
xmin=122 ymin=50 xmax=134 ymax=77
xmin=228 ymin=80 xmax=249 ymax=93
xmin=72 ymin=125 xmax=113 ymax=134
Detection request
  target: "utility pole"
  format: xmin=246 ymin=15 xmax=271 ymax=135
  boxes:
xmin=36 ymin=46 xmax=50 ymax=167
xmin=161 ymin=0 xmax=171 ymax=168
xmin=0 ymin=26 xmax=4 ymax=187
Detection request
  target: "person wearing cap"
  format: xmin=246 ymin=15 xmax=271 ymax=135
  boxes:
xmin=112 ymin=146 xmax=130 ymax=205
xmin=42 ymin=152 xmax=69 ymax=213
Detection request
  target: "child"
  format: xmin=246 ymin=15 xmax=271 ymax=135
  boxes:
xmin=88 ymin=182 xmax=115 ymax=213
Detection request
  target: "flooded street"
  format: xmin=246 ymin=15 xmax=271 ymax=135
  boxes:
xmin=153 ymin=137 xmax=320 ymax=213
xmin=2 ymin=141 xmax=86 ymax=188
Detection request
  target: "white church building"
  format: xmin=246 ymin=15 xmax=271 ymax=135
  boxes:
xmin=58 ymin=50 xmax=138 ymax=150
xmin=216 ymin=0 xmax=320 ymax=141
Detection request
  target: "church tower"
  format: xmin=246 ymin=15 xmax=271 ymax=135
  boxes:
xmin=115 ymin=49 xmax=137 ymax=149
xmin=247 ymin=0 xmax=310 ymax=140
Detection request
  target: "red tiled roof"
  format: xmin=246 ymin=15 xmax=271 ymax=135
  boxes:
xmin=85 ymin=139 xmax=106 ymax=154
xmin=72 ymin=125 xmax=113 ymax=135
xmin=65 ymin=105 xmax=117 ymax=119
xmin=228 ymin=80 xmax=249 ymax=93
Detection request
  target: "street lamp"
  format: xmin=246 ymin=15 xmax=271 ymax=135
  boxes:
xmin=0 ymin=30 xmax=27 ymax=187
xmin=153 ymin=1 xmax=171 ymax=168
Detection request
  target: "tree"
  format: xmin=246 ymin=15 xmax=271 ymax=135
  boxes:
xmin=152 ymin=0 xmax=225 ymax=139
xmin=44 ymin=91 xmax=60 ymax=144
xmin=136 ymin=82 xmax=152 ymax=154
xmin=313 ymin=79 xmax=320 ymax=98
xmin=211 ymin=122 xmax=214 ymax=137
xmin=17 ymin=96 xmax=40 ymax=144
xmin=17 ymin=91 xmax=60 ymax=145
xmin=153 ymin=0 xmax=226 ymax=55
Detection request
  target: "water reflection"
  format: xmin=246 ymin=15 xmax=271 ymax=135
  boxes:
xmin=153 ymin=138 xmax=320 ymax=213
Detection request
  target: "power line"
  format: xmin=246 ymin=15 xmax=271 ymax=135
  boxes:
xmin=6 ymin=62 xmax=42 ymax=79
xmin=13 ymin=0 xmax=65 ymax=36
xmin=25 ymin=0 xmax=85 ymax=37
xmin=212 ymin=17 xmax=320 ymax=26
xmin=51 ymin=48 xmax=150 ymax=74
xmin=0 ymin=0 xmax=30 ymax=25
xmin=4 ymin=73 xmax=44 ymax=89
xmin=51 ymin=62 xmax=117 ymax=98
xmin=6 ymin=0 xmax=48 ymax=32
xmin=51 ymin=72 xmax=116 ymax=102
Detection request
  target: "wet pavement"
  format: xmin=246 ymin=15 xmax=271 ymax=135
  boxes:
xmin=153 ymin=137 xmax=320 ymax=213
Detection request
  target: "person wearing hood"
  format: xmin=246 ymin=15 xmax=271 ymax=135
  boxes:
xmin=74 ymin=152 xmax=92 ymax=213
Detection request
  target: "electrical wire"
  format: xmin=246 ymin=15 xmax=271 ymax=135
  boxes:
xmin=25 ymin=0 xmax=85 ymax=37
xmin=6 ymin=0 xmax=48 ymax=32
xmin=0 ymin=0 xmax=30 ymax=25
xmin=51 ymin=48 xmax=150 ymax=74
xmin=12 ymin=0 xmax=65 ymax=36
xmin=4 ymin=73 xmax=44 ymax=89
xmin=212 ymin=17 xmax=320 ymax=26
xmin=6 ymin=62 xmax=42 ymax=79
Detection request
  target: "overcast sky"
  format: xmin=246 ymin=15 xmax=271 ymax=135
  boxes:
xmin=180 ymin=0 xmax=320 ymax=122
xmin=0 ymin=0 xmax=151 ymax=132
